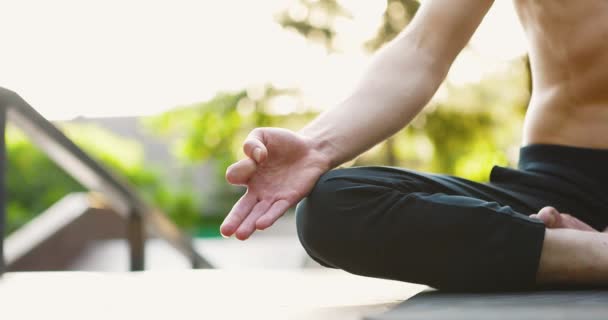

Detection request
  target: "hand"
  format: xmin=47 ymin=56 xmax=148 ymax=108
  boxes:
xmin=220 ymin=127 xmax=331 ymax=240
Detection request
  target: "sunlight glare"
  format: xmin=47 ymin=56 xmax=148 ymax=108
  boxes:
xmin=0 ymin=0 xmax=527 ymax=119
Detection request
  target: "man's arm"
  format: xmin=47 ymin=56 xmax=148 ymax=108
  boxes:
xmin=299 ymin=0 xmax=495 ymax=168
xmin=221 ymin=0 xmax=495 ymax=239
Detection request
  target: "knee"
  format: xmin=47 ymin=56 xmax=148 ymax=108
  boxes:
xmin=295 ymin=169 xmax=352 ymax=263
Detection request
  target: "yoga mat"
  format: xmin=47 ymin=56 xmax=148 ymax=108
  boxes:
xmin=368 ymin=289 xmax=608 ymax=320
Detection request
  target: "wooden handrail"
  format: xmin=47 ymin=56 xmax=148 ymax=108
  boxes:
xmin=0 ymin=87 xmax=212 ymax=272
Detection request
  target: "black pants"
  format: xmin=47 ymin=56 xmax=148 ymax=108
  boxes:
xmin=295 ymin=144 xmax=608 ymax=291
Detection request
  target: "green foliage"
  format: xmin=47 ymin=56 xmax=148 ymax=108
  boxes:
xmin=6 ymin=124 xmax=202 ymax=234
xmin=147 ymin=86 xmax=298 ymax=174
xmin=149 ymin=92 xmax=247 ymax=172
xmin=6 ymin=128 xmax=83 ymax=233
xmin=422 ymin=108 xmax=508 ymax=179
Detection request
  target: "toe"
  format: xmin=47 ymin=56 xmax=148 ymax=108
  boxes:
xmin=536 ymin=206 xmax=560 ymax=227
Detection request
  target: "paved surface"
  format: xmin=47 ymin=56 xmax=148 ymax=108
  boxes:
xmin=0 ymin=269 xmax=426 ymax=320
xmin=70 ymin=236 xmax=310 ymax=270
xmin=69 ymin=214 xmax=322 ymax=271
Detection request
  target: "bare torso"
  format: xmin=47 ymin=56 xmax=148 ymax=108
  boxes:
xmin=514 ymin=0 xmax=608 ymax=149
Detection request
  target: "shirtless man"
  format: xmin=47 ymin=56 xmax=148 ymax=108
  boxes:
xmin=220 ymin=0 xmax=608 ymax=291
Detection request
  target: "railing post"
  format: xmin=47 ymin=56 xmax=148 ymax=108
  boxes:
xmin=0 ymin=105 xmax=6 ymax=275
xmin=127 ymin=210 xmax=145 ymax=271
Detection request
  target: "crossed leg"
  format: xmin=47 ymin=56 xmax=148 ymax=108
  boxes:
xmin=296 ymin=166 xmax=608 ymax=291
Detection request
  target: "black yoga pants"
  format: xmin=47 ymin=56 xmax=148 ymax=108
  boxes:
xmin=295 ymin=144 xmax=608 ymax=292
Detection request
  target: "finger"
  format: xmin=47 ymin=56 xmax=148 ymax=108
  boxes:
xmin=235 ymin=201 xmax=272 ymax=240
xmin=256 ymin=199 xmax=292 ymax=230
xmin=220 ymin=192 xmax=258 ymax=237
xmin=243 ymin=128 xmax=268 ymax=163
xmin=225 ymin=158 xmax=257 ymax=185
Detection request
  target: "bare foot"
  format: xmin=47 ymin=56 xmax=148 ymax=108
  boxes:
xmin=530 ymin=206 xmax=597 ymax=232
xmin=533 ymin=207 xmax=608 ymax=286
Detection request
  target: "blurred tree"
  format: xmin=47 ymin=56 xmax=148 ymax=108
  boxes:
xmin=277 ymin=0 xmax=421 ymax=51
xmin=365 ymin=1 xmax=420 ymax=50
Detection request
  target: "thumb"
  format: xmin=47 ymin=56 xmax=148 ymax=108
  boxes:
xmin=243 ymin=128 xmax=268 ymax=163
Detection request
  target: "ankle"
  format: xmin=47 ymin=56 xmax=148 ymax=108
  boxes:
xmin=537 ymin=229 xmax=608 ymax=285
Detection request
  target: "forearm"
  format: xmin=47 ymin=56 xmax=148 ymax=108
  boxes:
xmin=297 ymin=0 xmax=494 ymax=168
xmin=298 ymin=34 xmax=448 ymax=168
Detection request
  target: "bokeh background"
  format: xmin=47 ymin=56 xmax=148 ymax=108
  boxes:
xmin=2 ymin=0 xmax=532 ymax=238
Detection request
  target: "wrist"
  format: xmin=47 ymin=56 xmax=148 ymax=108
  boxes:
xmin=298 ymin=129 xmax=340 ymax=170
